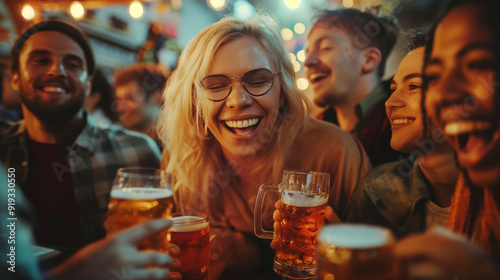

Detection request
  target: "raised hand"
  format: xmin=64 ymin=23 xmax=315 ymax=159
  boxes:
xmin=50 ymin=219 xmax=175 ymax=280
xmin=395 ymin=227 xmax=500 ymax=280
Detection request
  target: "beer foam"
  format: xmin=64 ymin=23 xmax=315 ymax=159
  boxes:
xmin=282 ymin=191 xmax=328 ymax=207
xmin=170 ymin=216 xmax=209 ymax=232
xmin=111 ymin=188 xmax=172 ymax=200
xmin=318 ymin=224 xmax=394 ymax=248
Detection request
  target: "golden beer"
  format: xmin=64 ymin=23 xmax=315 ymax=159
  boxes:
xmin=107 ymin=187 xmax=174 ymax=250
xmin=316 ymin=224 xmax=397 ymax=280
xmin=170 ymin=215 xmax=210 ymax=280
xmin=255 ymin=170 xmax=330 ymax=279
xmin=274 ymin=191 xmax=328 ymax=278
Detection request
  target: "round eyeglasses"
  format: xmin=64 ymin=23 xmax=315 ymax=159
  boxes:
xmin=201 ymin=68 xmax=280 ymax=102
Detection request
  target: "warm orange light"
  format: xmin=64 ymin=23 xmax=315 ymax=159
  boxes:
xmin=343 ymin=0 xmax=354 ymax=8
xmin=21 ymin=4 xmax=36 ymax=20
xmin=69 ymin=1 xmax=85 ymax=20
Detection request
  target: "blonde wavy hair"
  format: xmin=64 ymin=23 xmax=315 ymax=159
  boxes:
xmin=157 ymin=13 xmax=310 ymax=215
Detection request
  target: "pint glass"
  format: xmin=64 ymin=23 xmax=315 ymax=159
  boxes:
xmin=254 ymin=170 xmax=330 ymax=279
xmin=316 ymin=224 xmax=397 ymax=280
xmin=107 ymin=167 xmax=174 ymax=251
xmin=170 ymin=213 xmax=210 ymax=280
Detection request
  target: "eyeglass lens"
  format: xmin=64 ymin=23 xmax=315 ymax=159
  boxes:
xmin=202 ymin=69 xmax=274 ymax=101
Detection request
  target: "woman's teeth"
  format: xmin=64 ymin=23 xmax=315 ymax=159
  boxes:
xmin=393 ymin=118 xmax=414 ymax=125
xmin=225 ymin=118 xmax=259 ymax=129
xmin=444 ymin=120 xmax=491 ymax=135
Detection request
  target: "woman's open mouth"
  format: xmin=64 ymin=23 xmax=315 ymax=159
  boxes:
xmin=444 ymin=120 xmax=494 ymax=151
xmin=224 ymin=118 xmax=261 ymax=136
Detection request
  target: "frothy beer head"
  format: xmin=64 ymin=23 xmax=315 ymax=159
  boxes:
xmin=282 ymin=190 xmax=328 ymax=207
xmin=318 ymin=224 xmax=394 ymax=248
xmin=170 ymin=216 xmax=209 ymax=232
xmin=111 ymin=187 xmax=173 ymax=199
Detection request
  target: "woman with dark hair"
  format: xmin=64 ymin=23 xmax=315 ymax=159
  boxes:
xmin=395 ymin=0 xmax=500 ymax=279
xmin=344 ymin=29 xmax=459 ymax=238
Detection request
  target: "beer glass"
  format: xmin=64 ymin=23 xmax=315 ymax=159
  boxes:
xmin=254 ymin=170 xmax=330 ymax=279
xmin=169 ymin=213 xmax=210 ymax=280
xmin=316 ymin=224 xmax=397 ymax=280
xmin=107 ymin=167 xmax=174 ymax=251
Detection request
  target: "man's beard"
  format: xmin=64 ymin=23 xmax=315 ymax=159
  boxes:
xmin=19 ymin=83 xmax=85 ymax=123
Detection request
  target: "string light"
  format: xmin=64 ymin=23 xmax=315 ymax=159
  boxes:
xmin=129 ymin=0 xmax=144 ymax=19
xmin=207 ymin=0 xmax=227 ymax=11
xmin=21 ymin=3 xmax=36 ymax=20
xmin=69 ymin=1 xmax=85 ymax=20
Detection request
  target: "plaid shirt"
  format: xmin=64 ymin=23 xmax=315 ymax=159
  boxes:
xmin=0 ymin=117 xmax=161 ymax=244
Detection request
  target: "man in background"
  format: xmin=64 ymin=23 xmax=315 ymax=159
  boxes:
xmin=305 ymin=8 xmax=405 ymax=166
xmin=114 ymin=63 xmax=167 ymax=148
xmin=0 ymin=20 xmax=161 ymax=254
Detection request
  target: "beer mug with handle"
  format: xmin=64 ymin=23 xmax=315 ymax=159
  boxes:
xmin=107 ymin=167 xmax=174 ymax=251
xmin=254 ymin=170 xmax=330 ymax=279
xmin=316 ymin=224 xmax=398 ymax=280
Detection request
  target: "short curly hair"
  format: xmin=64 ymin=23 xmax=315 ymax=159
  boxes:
xmin=313 ymin=8 xmax=399 ymax=78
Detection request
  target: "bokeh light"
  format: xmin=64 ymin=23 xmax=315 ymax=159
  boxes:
xmin=172 ymin=0 xmax=182 ymax=10
xmin=343 ymin=0 xmax=354 ymax=8
xmin=292 ymin=60 xmax=301 ymax=72
xmin=294 ymin=23 xmax=306 ymax=34
xmin=69 ymin=1 xmax=85 ymax=20
xmin=281 ymin=28 xmax=293 ymax=41
xmin=208 ymin=0 xmax=227 ymax=11
xmin=297 ymin=50 xmax=306 ymax=62
xmin=284 ymin=0 xmax=301 ymax=9
xmin=21 ymin=4 xmax=36 ymax=20
xmin=129 ymin=0 xmax=144 ymax=19
xmin=297 ymin=78 xmax=309 ymax=90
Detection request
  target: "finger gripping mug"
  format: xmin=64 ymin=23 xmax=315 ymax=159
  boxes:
xmin=254 ymin=170 xmax=330 ymax=279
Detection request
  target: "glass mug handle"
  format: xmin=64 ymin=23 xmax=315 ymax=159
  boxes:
xmin=254 ymin=184 xmax=278 ymax=239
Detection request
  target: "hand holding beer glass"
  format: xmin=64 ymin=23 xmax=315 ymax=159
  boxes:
xmin=107 ymin=167 xmax=174 ymax=251
xmin=169 ymin=213 xmax=210 ymax=280
xmin=254 ymin=170 xmax=330 ymax=279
